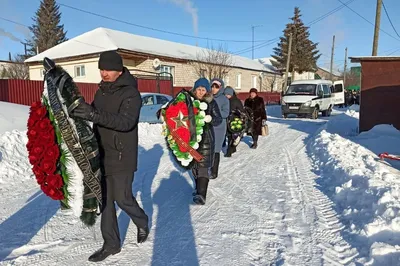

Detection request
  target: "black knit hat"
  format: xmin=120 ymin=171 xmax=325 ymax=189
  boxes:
xmin=98 ymin=51 xmax=123 ymax=71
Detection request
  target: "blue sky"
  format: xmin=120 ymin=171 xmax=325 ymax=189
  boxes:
xmin=1 ymin=0 xmax=400 ymax=71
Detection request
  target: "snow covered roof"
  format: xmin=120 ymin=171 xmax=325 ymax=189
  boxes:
xmin=317 ymin=66 xmax=341 ymax=77
xmin=25 ymin=27 xmax=278 ymax=74
xmin=254 ymin=57 xmax=280 ymax=73
xmin=349 ymin=56 xmax=400 ymax=63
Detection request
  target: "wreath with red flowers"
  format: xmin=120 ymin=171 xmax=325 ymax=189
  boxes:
xmin=26 ymin=100 xmax=66 ymax=202
xmin=161 ymin=90 xmax=208 ymax=167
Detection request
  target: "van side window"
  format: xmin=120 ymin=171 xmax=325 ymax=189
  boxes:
xmin=317 ymin=85 xmax=324 ymax=97
xmin=322 ymin=85 xmax=331 ymax=97
xmin=333 ymin=84 xmax=343 ymax=93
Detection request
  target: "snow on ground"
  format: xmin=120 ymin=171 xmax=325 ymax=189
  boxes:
xmin=0 ymin=101 xmax=29 ymax=135
xmin=0 ymin=100 xmax=398 ymax=265
xmin=309 ymin=107 xmax=400 ymax=265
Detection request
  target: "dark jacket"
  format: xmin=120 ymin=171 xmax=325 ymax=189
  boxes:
xmin=229 ymin=93 xmax=244 ymax=113
xmin=92 ymin=67 xmax=142 ymax=175
xmin=244 ymin=96 xmax=266 ymax=136
xmin=193 ymin=92 xmax=223 ymax=169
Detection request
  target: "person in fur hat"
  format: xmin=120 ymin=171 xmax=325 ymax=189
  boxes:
xmin=190 ymin=78 xmax=223 ymax=204
xmin=244 ymin=88 xmax=266 ymax=149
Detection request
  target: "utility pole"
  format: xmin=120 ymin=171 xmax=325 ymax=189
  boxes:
xmin=283 ymin=33 xmax=293 ymax=93
xmin=330 ymin=35 xmax=335 ymax=81
xmin=251 ymin=25 xmax=262 ymax=59
xmin=372 ymin=0 xmax=382 ymax=56
xmin=344 ymin=47 xmax=348 ymax=86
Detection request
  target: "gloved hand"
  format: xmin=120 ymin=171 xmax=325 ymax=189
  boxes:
xmin=204 ymin=115 xmax=212 ymax=123
xmin=70 ymin=101 xmax=96 ymax=121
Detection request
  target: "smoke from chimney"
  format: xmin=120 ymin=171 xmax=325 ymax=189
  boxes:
xmin=0 ymin=28 xmax=21 ymax=42
xmin=167 ymin=0 xmax=198 ymax=36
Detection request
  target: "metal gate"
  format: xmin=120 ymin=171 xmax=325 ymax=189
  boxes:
xmin=128 ymin=69 xmax=174 ymax=96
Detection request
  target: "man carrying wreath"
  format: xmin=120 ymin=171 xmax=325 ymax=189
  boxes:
xmin=69 ymin=51 xmax=149 ymax=262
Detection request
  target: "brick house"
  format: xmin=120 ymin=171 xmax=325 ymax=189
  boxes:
xmin=349 ymin=56 xmax=400 ymax=132
xmin=24 ymin=27 xmax=282 ymax=92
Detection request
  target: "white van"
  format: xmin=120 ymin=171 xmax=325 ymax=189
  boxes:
xmin=281 ymin=79 xmax=336 ymax=119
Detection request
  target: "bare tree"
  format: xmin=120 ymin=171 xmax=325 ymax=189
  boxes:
xmin=1 ymin=55 xmax=29 ymax=79
xmin=339 ymin=69 xmax=360 ymax=89
xmin=190 ymin=44 xmax=234 ymax=81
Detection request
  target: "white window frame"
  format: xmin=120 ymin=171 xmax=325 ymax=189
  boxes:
xmin=252 ymin=75 xmax=257 ymax=88
xmin=200 ymin=69 xmax=207 ymax=78
xmin=160 ymin=65 xmax=175 ymax=85
xmin=236 ymin=73 xmax=241 ymax=89
xmin=74 ymin=65 xmax=86 ymax=77
xmin=223 ymin=72 xmax=230 ymax=86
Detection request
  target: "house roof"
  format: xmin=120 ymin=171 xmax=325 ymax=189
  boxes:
xmin=349 ymin=56 xmax=400 ymax=63
xmin=25 ymin=27 xmax=278 ymax=74
xmin=254 ymin=57 xmax=280 ymax=73
xmin=317 ymin=66 xmax=341 ymax=77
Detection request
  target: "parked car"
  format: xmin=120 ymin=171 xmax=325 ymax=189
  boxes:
xmin=139 ymin=93 xmax=172 ymax=123
xmin=281 ymin=79 xmax=336 ymax=119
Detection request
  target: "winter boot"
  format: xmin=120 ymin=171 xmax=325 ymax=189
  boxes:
xmin=88 ymin=246 xmax=121 ymax=262
xmin=193 ymin=177 xmax=209 ymax=205
xmin=225 ymin=146 xmax=234 ymax=157
xmin=137 ymin=226 xmax=149 ymax=243
xmin=251 ymin=142 xmax=258 ymax=149
xmin=210 ymin=153 xmax=220 ymax=179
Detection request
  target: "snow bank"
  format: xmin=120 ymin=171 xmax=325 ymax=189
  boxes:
xmin=0 ymin=101 xmax=29 ymax=135
xmin=0 ymin=130 xmax=33 ymax=188
xmin=309 ymin=109 xmax=400 ymax=264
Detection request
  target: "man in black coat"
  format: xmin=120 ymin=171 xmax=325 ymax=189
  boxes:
xmin=70 ymin=51 xmax=149 ymax=262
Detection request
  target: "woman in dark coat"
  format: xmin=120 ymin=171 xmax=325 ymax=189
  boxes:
xmin=224 ymin=86 xmax=244 ymax=157
xmin=190 ymin=78 xmax=222 ymax=205
xmin=244 ymin=88 xmax=266 ymax=149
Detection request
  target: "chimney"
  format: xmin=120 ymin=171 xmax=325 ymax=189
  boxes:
xmin=8 ymin=52 xmax=11 ymax=61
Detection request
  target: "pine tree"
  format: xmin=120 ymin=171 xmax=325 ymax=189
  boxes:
xmin=25 ymin=0 xmax=67 ymax=56
xmin=271 ymin=7 xmax=321 ymax=80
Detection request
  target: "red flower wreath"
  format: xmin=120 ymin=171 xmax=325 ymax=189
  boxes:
xmin=26 ymin=101 xmax=64 ymax=200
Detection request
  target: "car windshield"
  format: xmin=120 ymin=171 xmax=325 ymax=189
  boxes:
xmin=285 ymin=84 xmax=316 ymax=95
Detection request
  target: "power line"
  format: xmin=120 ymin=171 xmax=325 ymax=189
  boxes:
xmin=0 ymin=16 xmax=110 ymax=51
xmin=232 ymin=0 xmax=356 ymax=56
xmin=57 ymin=3 xmax=268 ymax=44
xmin=336 ymin=0 xmax=400 ymax=42
xmin=381 ymin=0 xmax=400 ymax=39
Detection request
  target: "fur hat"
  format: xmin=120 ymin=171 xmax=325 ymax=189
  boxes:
xmin=193 ymin=78 xmax=211 ymax=92
xmin=249 ymin=88 xmax=258 ymax=94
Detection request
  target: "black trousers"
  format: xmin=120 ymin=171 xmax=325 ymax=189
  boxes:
xmin=252 ymin=133 xmax=259 ymax=143
xmin=211 ymin=152 xmax=220 ymax=178
xmin=226 ymin=133 xmax=237 ymax=156
xmin=101 ymin=173 xmax=148 ymax=249
xmin=192 ymin=167 xmax=210 ymax=199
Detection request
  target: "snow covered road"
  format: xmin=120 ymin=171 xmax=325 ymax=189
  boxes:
xmin=0 ymin=108 xmax=359 ymax=265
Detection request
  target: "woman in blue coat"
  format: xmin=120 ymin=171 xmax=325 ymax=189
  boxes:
xmin=210 ymin=78 xmax=230 ymax=179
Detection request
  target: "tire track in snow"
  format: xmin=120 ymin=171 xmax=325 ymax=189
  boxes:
xmin=284 ymin=140 xmax=359 ymax=265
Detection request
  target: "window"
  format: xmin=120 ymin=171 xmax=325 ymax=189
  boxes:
xmin=322 ymin=84 xmax=331 ymax=96
xmin=142 ymin=95 xmax=154 ymax=106
xmin=333 ymin=84 xmax=343 ymax=93
xmin=160 ymin=65 xmax=175 ymax=83
xmin=200 ymin=69 xmax=206 ymax=77
xmin=236 ymin=73 xmax=241 ymax=89
xmin=252 ymin=75 xmax=257 ymax=88
xmin=286 ymin=84 xmax=316 ymax=95
xmin=223 ymin=72 xmax=229 ymax=86
xmin=156 ymin=95 xmax=169 ymax=105
xmin=74 ymin=65 xmax=85 ymax=77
